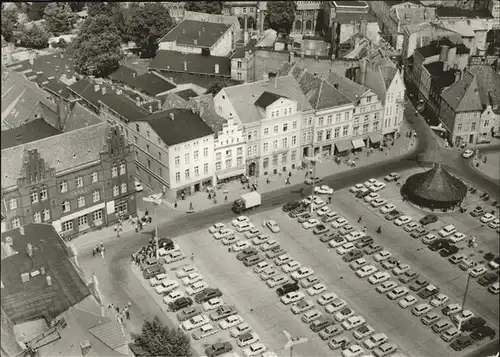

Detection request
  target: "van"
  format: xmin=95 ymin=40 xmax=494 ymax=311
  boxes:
xmin=276 ymin=282 xmax=299 ymax=296
xmin=488 ymin=282 xmax=499 ymax=294
xmin=355 ymin=236 xmax=374 ymax=249
xmin=301 ymin=309 xmax=322 ymax=323
xmin=432 ymin=319 xmax=453 ymax=333
xmin=438 ymin=225 xmax=456 ymax=237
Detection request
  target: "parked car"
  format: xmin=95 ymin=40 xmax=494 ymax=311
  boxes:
xmin=471 ymin=326 xmax=496 ymax=341
xmin=266 ymin=220 xmax=280 ymax=233
xmin=319 ymin=324 xmax=343 ymax=340
xmin=409 ymin=278 xmax=429 ymax=291
xmin=430 ymin=293 xmax=449 ymax=307
xmin=282 ymin=202 xmax=301 ymax=212
xmin=384 ymin=172 xmax=400 ymax=182
xmin=324 ymin=298 xmax=347 ymax=314
xmin=421 ymin=311 xmax=441 ymax=326
xmin=368 ymin=272 xmax=391 ymax=285
xmin=192 ymin=323 xmax=218 ymax=340
xmin=450 ymin=335 xmax=474 ymax=351
xmin=291 ymin=299 xmax=315 ymax=314
xmin=461 ymin=317 xmax=486 ymax=332
xmin=363 ymin=333 xmax=388 ymax=349
xmin=353 ymin=324 xmax=375 ymax=340
xmin=364 ymin=244 xmax=383 ymax=255
xmin=418 ymin=284 xmax=440 ymax=299
xmin=398 ymin=270 xmax=419 ymax=284
xmin=177 ymin=306 xmax=203 ymax=322
xmin=387 ymin=286 xmax=409 ymax=300
xmin=372 ymin=343 xmax=397 ymax=357
xmin=470 ymin=206 xmax=484 ymax=217
xmin=209 ymin=305 xmax=237 ymax=321
xmin=419 ymin=214 xmax=438 ymax=226
xmin=380 ymin=204 xmax=396 ymax=214
xmin=205 ymin=342 xmax=233 ymax=357
xmin=398 ymin=295 xmax=418 ymax=308
xmin=195 ymin=288 xmax=223 ymax=304
xmin=229 ymin=322 xmax=252 ymax=338
xmin=169 ymin=297 xmax=193 ymax=312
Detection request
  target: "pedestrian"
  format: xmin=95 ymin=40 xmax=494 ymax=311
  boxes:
xmin=174 ymin=201 xmax=178 ymax=208
xmin=190 ymin=253 xmax=194 ymax=262
xmin=228 ymin=247 xmax=231 ymax=252
xmin=115 ymin=306 xmax=120 ymax=313
xmin=214 ymin=197 xmax=217 ymax=204
xmin=362 ymin=227 xmax=367 ymax=233
xmin=100 ymin=241 xmax=104 ymax=250
xmin=125 ymin=310 xmax=130 ymax=320
xmin=224 ymin=195 xmax=228 ymax=202
xmin=357 ymin=216 xmax=362 ymax=223
xmin=328 ymin=196 xmax=332 ymax=204
xmin=288 ymin=171 xmax=292 ymax=177
xmin=145 ymin=210 xmax=149 ymax=217
xmin=117 ymin=228 xmax=120 ymax=238
xmin=181 ymin=192 xmax=186 ymax=200
xmin=92 ymin=247 xmax=96 ymax=257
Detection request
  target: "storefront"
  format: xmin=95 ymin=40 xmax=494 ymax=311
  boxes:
xmin=334 ymin=140 xmax=351 ymax=156
xmin=351 ymin=138 xmax=365 ymax=152
xmin=216 ymin=168 xmax=246 ymax=184
xmin=368 ymin=133 xmax=382 ymax=148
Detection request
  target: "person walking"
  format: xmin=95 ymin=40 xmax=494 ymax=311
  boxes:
xmin=357 ymin=216 xmax=362 ymax=223
xmin=328 ymin=195 xmax=332 ymax=204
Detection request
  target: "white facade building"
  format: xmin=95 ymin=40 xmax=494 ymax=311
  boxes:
xmin=214 ymin=117 xmax=247 ymax=182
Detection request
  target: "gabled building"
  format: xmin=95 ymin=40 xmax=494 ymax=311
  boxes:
xmin=213 ymin=118 xmax=246 ymax=183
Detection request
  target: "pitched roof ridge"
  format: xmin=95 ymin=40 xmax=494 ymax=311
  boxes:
xmin=314 ymin=79 xmax=324 ymax=110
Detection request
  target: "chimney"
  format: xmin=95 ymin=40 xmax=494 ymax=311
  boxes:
xmin=19 ymin=226 xmax=25 ymax=235
xmin=46 ymin=275 xmax=52 ymax=286
xmin=149 ymin=105 xmax=153 ymax=113
xmin=214 ymin=64 xmax=219 ymax=74
xmin=244 ymin=14 xmax=248 ymax=34
xmin=184 ymin=61 xmax=187 ymax=71
xmin=439 ymin=45 xmax=449 ymax=62
xmin=359 ymin=58 xmax=367 ymax=86
xmin=273 ymin=76 xmax=278 ymax=89
xmin=169 ymin=112 xmax=175 ymax=121
xmin=80 ymin=340 xmax=92 ymax=356
xmin=116 ymin=88 xmax=122 ymax=95
xmin=26 ymin=243 xmax=33 ymax=257
xmin=94 ymin=84 xmax=100 ymax=92
xmin=244 ymin=31 xmax=249 ymax=47
xmin=101 ymin=86 xmax=106 ymax=95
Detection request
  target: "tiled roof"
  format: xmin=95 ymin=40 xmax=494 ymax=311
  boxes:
xmin=159 ymin=20 xmax=231 ymax=48
xmin=131 ymin=73 xmax=176 ymax=96
xmin=107 ymin=65 xmax=137 ymax=87
xmin=149 ymin=50 xmax=231 ymax=76
xmin=468 ymin=66 xmax=500 ymax=113
xmin=175 ymin=89 xmax=199 ymax=100
xmin=363 ymin=66 xmax=387 ymax=101
xmin=43 ymin=79 xmax=72 ymax=100
xmin=435 ymin=6 xmax=492 ymax=18
xmin=182 ymin=11 xmax=240 ymax=29
xmin=380 ymin=66 xmax=398 ymax=89
xmin=186 ymin=94 xmax=227 ymax=135
xmin=63 ymin=102 xmax=103 ymax=132
xmin=136 ymin=108 xmax=214 ymax=146
xmin=416 ymin=38 xmax=455 ymax=58
xmin=221 ymin=75 xmax=313 ymax=124
xmin=310 ymin=79 xmax=352 ymax=110
xmin=1 ymin=119 xmax=62 ymax=150
xmin=160 ymin=92 xmax=188 ymax=109
xmin=440 ymin=71 xmax=483 ymax=112
xmin=254 ymin=91 xmax=284 ymax=109
xmin=0 ymin=224 xmax=91 ymax=324
xmin=157 ymin=72 xmax=240 ymax=89
xmin=327 ymin=70 xmax=370 ymax=104
xmin=1 ymin=123 xmax=108 ymax=189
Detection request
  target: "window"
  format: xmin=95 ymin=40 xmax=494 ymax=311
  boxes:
xmin=292 ymin=135 xmax=297 ymax=146
xmin=282 ymin=137 xmax=288 ymax=147
xmin=90 ymin=172 xmax=98 ymax=183
xmin=374 ymin=112 xmax=380 ymax=120
xmin=112 ymin=165 xmax=118 ymax=177
xmin=134 ymin=136 xmax=138 ymax=144
xmin=33 ymin=212 xmax=41 ymax=223
xmin=225 ymin=159 xmax=232 ymax=168
xmin=264 ymin=128 xmax=269 ymax=136
xmin=362 ymin=124 xmax=369 ymax=133
xmin=263 ymin=142 xmax=269 ymax=152
xmin=263 ymin=158 xmax=269 ymax=168
xmin=146 ymin=144 xmax=150 ymax=153
xmin=283 ymin=123 xmax=288 ymax=132
xmin=236 ymin=147 xmax=243 ymax=156
xmin=273 ymin=125 xmax=279 ymax=133
xmin=344 ymin=112 xmax=350 ymax=121
xmin=272 ymin=155 xmax=278 ymax=166
xmin=176 ymin=172 xmax=181 ymax=182
xmin=237 ymin=61 xmax=242 ymax=69
xmin=175 ymin=156 xmax=180 ymax=166
xmin=354 ymin=116 xmax=360 ymax=125
xmin=185 ymin=169 xmax=190 ymax=180
xmin=113 ymin=185 xmax=119 ymax=197
xmin=93 ymin=210 xmax=103 ymax=222
xmin=326 ymin=129 xmax=332 ymax=140
xmin=457 ymin=123 xmax=462 ymax=131
xmin=77 ymin=196 xmax=86 ymax=208
xmin=282 ymin=153 xmax=287 ymax=163
xmin=334 ymin=127 xmax=340 ymax=138
xmin=252 ymin=144 xmax=257 ymax=157
xmin=78 ymin=215 xmax=88 ymax=227
xmin=30 ymin=190 xmax=39 ymax=204
xmin=342 ymin=125 xmax=349 ymax=136
xmin=483 ymin=120 xmax=489 ymax=127
xmin=291 ymin=150 xmax=297 ymax=161
xmin=215 ymin=152 xmax=221 ymax=161
xmin=353 ymin=126 xmax=360 ymax=135
xmin=146 ymin=130 xmax=150 ymax=139
xmin=247 ymin=146 xmax=252 ymax=158
xmin=284 ymin=108 xmax=288 ymax=116
xmin=62 ymin=221 xmax=73 ymax=232
xmin=273 ymin=140 xmax=278 ymax=150
xmin=318 ymin=117 xmax=324 ymax=126
xmin=194 ymin=166 xmax=200 ymax=176
xmin=8 ymin=198 xmax=17 ymax=210
xmin=93 ymin=190 xmax=100 ymax=203
xmin=225 ymin=149 xmax=232 ymax=157
xmin=335 ymin=113 xmax=341 ymax=123
xmin=194 ymin=150 xmax=199 ymax=161
xmin=203 ymin=148 xmax=208 ymax=157
xmin=237 ymin=72 xmax=242 ymax=80
xmin=327 ymin=115 xmax=333 ymax=125
xmin=370 ymin=105 xmax=375 ymax=111
xmin=364 ymin=115 xmax=369 ymax=122
xmin=367 ymin=96 xmax=372 ymax=103
xmin=115 ymin=201 xmax=127 ymax=214
xmin=75 ymin=177 xmax=83 ymax=188
xmin=373 ymin=121 xmax=380 ymax=131
xmin=147 ymin=159 xmax=151 ymax=169
xmin=158 ymin=152 xmax=162 ymax=161
xmin=43 ymin=209 xmax=50 ymax=221
xmin=360 ymin=107 xmax=365 ymax=113
xmin=237 ymin=156 xmax=243 ymax=166
xmin=121 ymin=182 xmax=127 ymax=193
xmin=204 ymin=163 xmax=208 ymax=174
xmin=62 ymin=200 xmax=70 ymax=213
xmin=317 ymin=131 xmax=323 ymax=142
xmin=292 ymin=121 xmax=297 ymax=129
xmin=60 ymin=180 xmax=68 ymax=193
xmin=119 ymin=163 xmax=126 ymax=175
xmin=135 ymin=123 xmax=140 ymax=132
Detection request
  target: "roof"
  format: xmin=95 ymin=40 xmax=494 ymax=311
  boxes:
xmin=254 ymin=91 xmax=285 ymax=109
xmin=1 ymin=119 xmax=62 ymax=150
xmin=107 ymin=65 xmax=137 ymax=87
xmin=149 ymin=50 xmax=231 ymax=76
xmin=468 ymin=66 xmax=500 ymax=113
xmin=187 ymin=94 xmax=227 ymax=135
xmin=136 ymin=108 xmax=214 ymax=145
xmin=0 ymin=224 xmax=91 ymax=324
xmin=221 ymin=76 xmax=313 ymax=124
xmin=175 ymin=89 xmax=199 ymax=100
xmin=131 ymin=73 xmax=176 ymax=96
xmin=327 ymin=70 xmax=371 ymax=104
xmin=440 ymin=20 xmax=475 ymax=38
xmin=333 ymin=1 xmax=369 ymax=8
xmin=416 ymin=38 xmax=470 ymax=58
xmin=232 ymin=39 xmax=257 ymax=59
xmin=440 ymin=71 xmax=483 ymax=112
xmin=160 ymin=92 xmax=188 ymax=109
xmin=159 ymin=20 xmax=231 ymax=48
xmin=363 ymin=63 xmax=399 ymax=101
xmin=404 ymin=164 xmax=467 ymax=202
xmin=424 ymin=62 xmax=457 ymax=88
xmin=396 ymin=6 xmax=436 ymax=26
xmin=435 ymin=6 xmax=492 ymax=18
xmin=43 ymin=79 xmax=72 ymax=100
xmin=63 ymin=102 xmax=103 ymax=132
xmin=182 ymin=10 xmax=240 ymax=29
xmin=1 ymin=123 xmax=108 ymax=189
xmin=334 ymin=12 xmax=377 ymax=24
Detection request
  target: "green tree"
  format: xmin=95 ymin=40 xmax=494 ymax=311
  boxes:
xmin=43 ymin=2 xmax=75 ymax=36
xmin=133 ymin=316 xmax=191 ymax=357
xmin=26 ymin=1 xmax=49 ymax=21
xmin=266 ymin=1 xmax=297 ymax=35
xmin=86 ymin=2 xmax=118 ymax=18
xmin=72 ymin=15 xmax=123 ymax=77
xmin=184 ymin=1 xmax=223 ymax=15
xmin=205 ymin=78 xmax=232 ymax=95
xmin=128 ymin=3 xmax=174 ymax=58
xmin=69 ymin=2 xmax=85 ymax=13
xmin=110 ymin=4 xmax=129 ymax=42
xmin=1 ymin=7 xmax=18 ymax=42
xmin=17 ymin=24 xmax=50 ymax=49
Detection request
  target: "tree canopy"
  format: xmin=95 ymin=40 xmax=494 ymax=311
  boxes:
xmin=266 ymin=1 xmax=297 ymax=35
xmin=184 ymin=1 xmax=223 ymax=15
xmin=72 ymin=14 xmax=123 ymax=77
xmin=16 ymin=24 xmax=50 ymax=49
xmin=43 ymin=2 xmax=76 ymax=36
xmin=132 ymin=316 xmax=191 ymax=357
xmin=205 ymin=78 xmax=232 ymax=95
xmin=86 ymin=2 xmax=119 ymax=18
xmin=127 ymin=3 xmax=174 ymax=58
xmin=26 ymin=2 xmax=49 ymax=22
xmin=1 ymin=7 xmax=18 ymax=42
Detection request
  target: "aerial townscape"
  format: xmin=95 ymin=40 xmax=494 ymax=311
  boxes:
xmin=1 ymin=1 xmax=500 ymax=357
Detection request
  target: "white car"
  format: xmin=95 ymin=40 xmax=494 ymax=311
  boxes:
xmin=219 ymin=314 xmax=245 ymax=329
xmin=449 ymin=232 xmax=466 ymax=243
xmin=451 ymin=310 xmax=474 ymax=325
xmin=336 ymin=243 xmax=355 ymax=255
xmin=155 ymin=280 xmax=179 ymax=294
xmin=280 ymin=291 xmax=305 ymax=305
xmin=325 ymin=298 xmax=347 ymax=313
xmin=488 ymin=218 xmax=499 ymax=229
xmin=342 ymin=316 xmax=366 ymax=330
xmin=175 ymin=265 xmax=197 ymax=278
xmin=260 ymin=267 xmax=278 ymax=281
xmin=300 ymin=275 xmax=321 ymax=288
xmin=244 ymin=228 xmax=261 ymax=239
xmin=213 ymin=228 xmax=234 ymax=240
xmin=232 ymin=216 xmax=250 ymax=226
xmin=232 ymin=240 xmax=251 ymax=252
xmin=370 ymin=198 xmax=387 ymax=207
xmin=260 ymin=240 xmax=280 ymax=251
xmin=376 ymin=281 xmax=398 ymax=293
xmin=149 ymin=273 xmax=168 ymax=287
xmin=306 ymin=283 xmax=327 ymax=296
xmin=363 ymin=333 xmax=389 ymax=349
xmin=186 ymin=281 xmax=208 ymax=295
xmin=462 ymin=149 xmax=474 ymax=158
xmin=291 ymin=267 xmax=314 ymax=281
xmin=369 ymin=182 xmax=386 ymax=192
xmin=316 ymin=206 xmax=332 ymax=216
xmin=470 ymin=264 xmax=487 ymax=277
xmin=181 ymin=314 xmax=209 ymax=331
xmin=302 ymin=219 xmax=320 ymax=229
xmin=392 ymin=264 xmax=411 ymax=276
xmin=266 ymin=274 xmax=288 ymax=288
xmin=387 ymin=286 xmax=409 ymax=300
xmin=394 ymin=216 xmax=412 ymax=226
xmin=134 ymin=181 xmax=144 ymax=192
xmin=430 ymin=293 xmax=449 ymax=307
xmin=441 ymin=327 xmax=460 ymax=342
xmin=345 ymin=231 xmax=366 ymax=242
xmin=412 ymin=303 xmax=433 ymax=316
xmin=398 ymin=295 xmax=418 ymax=308
xmin=403 ymin=222 xmax=420 ymax=232
xmin=438 ymin=225 xmax=457 ymax=237
xmin=364 ymin=178 xmax=378 ymax=188
xmin=202 ymin=298 xmax=224 ymax=311
xmin=332 ymin=217 xmax=349 ymax=228
xmin=368 ymin=272 xmax=391 ymax=285
xmin=274 ymin=254 xmax=292 ymax=266
xmin=342 ymin=344 xmax=365 ymax=357
xmin=163 ymin=290 xmax=184 ymax=304
xmin=236 ymin=222 xmax=255 ymax=233
xmin=253 ymin=261 xmax=270 ymax=273
xmin=266 ymin=220 xmax=280 ymax=233
xmin=252 ymin=234 xmax=270 ymax=246
xmin=356 ymin=265 xmax=378 ymax=278
xmin=229 ymin=322 xmax=252 ymax=338
xmin=480 ymin=213 xmax=496 ymax=223
xmin=208 ymin=223 xmax=225 ymax=234
xmin=315 ymin=185 xmax=334 ymax=195
xmin=329 ymin=236 xmax=347 ymax=248
xmin=364 ymin=193 xmax=380 ymax=203
xmin=422 ymin=233 xmax=437 ymax=244
xmin=182 ymin=273 xmax=203 ymax=286
xmin=350 ymin=183 xmax=365 ymax=193
xmin=349 ymin=258 xmax=368 ymax=270
xmin=243 ymin=342 xmax=267 ymax=357
xmin=222 ymin=235 xmax=238 ymax=245
xmin=282 ymin=260 xmax=302 ymax=273
xmin=317 ymin=292 xmax=338 ymax=306
xmin=373 ymin=250 xmax=392 ymax=262
xmin=443 ymin=303 xmax=462 ymax=316
xmin=192 ymin=323 xmax=218 ymax=340
xmin=380 ymin=203 xmax=396 ymax=214
xmin=291 ymin=299 xmax=315 ymax=314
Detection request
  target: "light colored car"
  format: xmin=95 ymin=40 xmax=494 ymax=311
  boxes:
xmin=376 ymin=281 xmax=398 ymax=293
xmin=236 ymin=222 xmax=255 ymax=233
xmin=186 ymin=281 xmax=208 ymax=295
xmin=480 ymin=213 xmax=496 ymax=223
xmin=364 ymin=178 xmax=378 ymax=187
xmin=244 ymin=228 xmax=261 ymax=239
xmin=282 ymin=260 xmax=301 ymax=273
xmin=422 ymin=233 xmax=437 ymax=245
xmin=387 ymin=286 xmax=409 ymax=300
xmin=449 ymin=232 xmax=466 ymax=243
xmin=222 ymin=235 xmax=238 ymax=245
xmin=329 ymin=236 xmax=347 ymax=248
xmin=155 ymin=280 xmax=179 ymax=294
xmin=384 ymin=172 xmax=401 ymax=182
xmin=274 ymin=254 xmax=292 ymax=266
xmin=451 ymin=310 xmax=474 ymax=325
xmin=470 ymin=264 xmax=487 ymax=277
xmin=291 ymin=299 xmax=315 ymax=314
xmin=306 ymin=283 xmax=327 ymax=296
xmin=412 ymin=303 xmax=433 ymax=316
xmin=380 ymin=204 xmax=396 ymax=214
xmin=260 ymin=239 xmax=280 ymax=252
xmin=202 ymin=298 xmax=224 ymax=312
xmin=164 ymin=250 xmax=186 ymax=264
xmin=281 ymin=291 xmax=305 ymax=305
xmin=438 ymin=224 xmax=457 ymax=237
xmin=317 ymin=292 xmax=338 ymax=306
xmin=449 ymin=253 xmax=466 ymax=265
xmin=332 ymin=217 xmax=349 ymax=228
xmin=191 ymin=323 xmax=218 ymax=340
xmin=325 ymin=298 xmax=347 ymax=314
xmin=300 ymin=275 xmax=321 ymax=288
xmin=302 ymin=218 xmax=320 ymax=229
xmin=252 ymin=234 xmax=270 ymax=246
xmin=134 ymin=180 xmax=144 ymax=192
xmin=373 ymin=343 xmax=397 ymax=357
xmin=229 ymin=322 xmax=252 ymax=338
xmin=334 ymin=307 xmax=355 ymax=322
xmin=316 ymin=206 xmax=332 ymax=216
xmin=349 ymin=258 xmax=368 ymax=270
xmin=182 ymin=273 xmax=203 ymax=286
xmin=337 ymin=242 xmax=356 ymax=255
xmin=209 ymin=223 xmax=225 ymax=234
xmin=441 ymin=327 xmax=460 ymax=342
xmin=322 ymin=211 xmax=339 ymax=222
xmin=403 ymin=222 xmax=420 ymax=232
xmin=291 ymin=267 xmax=314 ymax=281
xmin=462 ymin=149 xmax=474 ymax=158
xmin=260 ymin=267 xmax=278 ymax=281
xmin=329 ymin=335 xmax=350 ymax=350
xmin=398 ymin=294 xmax=418 ymax=308
xmin=175 ymin=265 xmax=197 ymax=278
xmin=237 ymin=331 xmax=260 ymax=347
xmin=149 ymin=273 xmax=168 ymax=287
xmin=266 ymin=274 xmax=288 ymax=288
xmin=232 ymin=240 xmax=251 ymax=252
xmin=342 ymin=316 xmax=366 ymax=330
xmin=243 ymin=342 xmax=267 ymax=357
xmin=363 ymin=333 xmax=388 ymax=350
xmin=370 ymin=198 xmax=387 ymax=207
xmin=345 ymin=231 xmax=367 ymax=242
xmin=392 ymin=264 xmax=411 ymax=276
xmin=219 ymin=314 xmax=244 ymax=329
xmin=395 ymin=216 xmax=412 ymax=226
xmin=488 ymin=218 xmax=499 ymax=229
xmin=163 ymin=290 xmax=184 ymax=304
xmin=213 ymin=228 xmax=234 ymax=240
xmin=181 ymin=314 xmax=209 ymax=331
xmin=266 ymin=220 xmax=280 ymax=233
xmin=342 ymin=344 xmax=365 ymax=357
xmin=339 ymin=225 xmax=356 ymax=235
xmin=369 ymin=182 xmax=386 ymax=192
xmin=430 ymin=293 xmax=449 ymax=307
xmin=253 ymin=261 xmax=270 ymax=273
xmin=232 ymin=216 xmax=250 ymax=226
xmin=364 ymin=193 xmax=380 ymax=203
xmin=356 ymin=265 xmax=378 ymax=278
xmin=373 ymin=250 xmax=392 ymax=262
xmin=315 ymin=185 xmax=334 ymax=195
xmin=368 ymin=272 xmax=391 ymax=285
xmin=350 ymin=183 xmax=365 ymax=193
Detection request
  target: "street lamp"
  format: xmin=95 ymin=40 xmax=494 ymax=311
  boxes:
xmin=457 ymin=268 xmax=473 ymax=332
xmin=283 ymin=330 xmax=308 ymax=357
xmin=152 ymin=201 xmax=160 ymax=260
xmin=304 ymin=153 xmax=322 ymax=214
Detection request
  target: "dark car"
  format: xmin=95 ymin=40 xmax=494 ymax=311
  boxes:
xmin=439 ymin=245 xmax=459 ymax=257
xmin=168 ymin=297 xmax=193 ymax=312
xmin=236 ymin=247 xmax=258 ymax=261
xmin=385 ymin=210 xmax=403 ymax=221
xmin=289 ymin=207 xmax=307 ymax=218
xmin=471 ymin=326 xmax=496 ymax=341
xmin=282 ymin=201 xmax=301 ymax=212
xmin=478 ymin=272 xmax=499 ymax=286
xmin=356 ymin=190 xmax=371 ymax=199
xmin=399 ymin=271 xmax=419 ymax=284
xmin=176 ymin=306 xmax=202 ymax=322
xmin=205 ymin=342 xmax=233 ymax=357
xmin=276 ymin=282 xmax=299 ymax=296
xmin=342 ymin=249 xmax=364 ymax=262
xmin=320 ymin=231 xmax=338 ymax=243
xmin=419 ymin=214 xmax=438 ymax=226
xmin=310 ymin=316 xmax=334 ymax=332
xmin=355 ymin=236 xmax=374 ymax=249
xmin=450 ymin=335 xmax=474 ymax=351
xmin=409 ymin=278 xmax=429 ymax=291
xmin=428 ymin=239 xmax=450 ymax=252
xmin=418 ymin=285 xmax=440 ymax=299
xmin=462 ymin=317 xmax=487 ymax=332
xmin=470 ymin=206 xmax=484 ymax=217
xmin=363 ymin=244 xmax=383 ymax=255
xmin=209 ymin=305 xmax=237 ymax=321
xmin=195 ymin=288 xmax=223 ymax=303
xmin=243 ymin=254 xmax=264 ymax=266
xmin=410 ymin=227 xmax=428 ymax=239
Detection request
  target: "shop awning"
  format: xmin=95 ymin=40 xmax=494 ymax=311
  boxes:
xmin=217 ymin=168 xmax=245 ymax=180
xmin=335 ymin=140 xmax=351 ymax=153
xmin=351 ymin=138 xmax=365 ymax=149
xmin=369 ymin=133 xmax=382 ymax=144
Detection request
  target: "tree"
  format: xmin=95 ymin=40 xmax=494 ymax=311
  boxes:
xmin=26 ymin=1 xmax=49 ymax=22
xmin=72 ymin=15 xmax=123 ymax=77
xmin=86 ymin=2 xmax=118 ymax=18
xmin=1 ymin=7 xmax=18 ymax=42
xmin=184 ymin=1 xmax=223 ymax=15
xmin=16 ymin=24 xmax=50 ymax=49
xmin=205 ymin=78 xmax=232 ymax=95
xmin=69 ymin=2 xmax=85 ymax=13
xmin=43 ymin=3 xmax=75 ymax=36
xmin=266 ymin=1 xmax=297 ymax=35
xmin=133 ymin=316 xmax=191 ymax=357
xmin=128 ymin=3 xmax=174 ymax=58
xmin=110 ymin=4 xmax=129 ymax=42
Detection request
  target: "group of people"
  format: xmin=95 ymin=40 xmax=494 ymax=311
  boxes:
xmin=92 ymin=241 xmax=105 ymax=257
xmin=108 ymin=302 xmax=132 ymax=323
xmin=131 ymin=238 xmax=157 ymax=265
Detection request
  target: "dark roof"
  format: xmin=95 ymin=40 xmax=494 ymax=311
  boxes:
xmin=132 ymin=73 xmax=176 ymax=96
xmin=416 ymin=38 xmax=469 ymax=58
xmin=107 ymin=66 xmax=137 ymax=87
xmin=404 ymin=165 xmax=467 ymax=203
xmin=435 ymin=6 xmax=492 ymax=18
xmin=334 ymin=12 xmax=376 ymax=24
xmin=254 ymin=91 xmax=284 ymax=109
xmin=333 ymin=1 xmax=369 ymax=7
xmin=63 ymin=102 xmax=103 ymax=132
xmin=424 ymin=62 xmax=458 ymax=88
xmin=136 ymin=108 xmax=214 ymax=145
xmin=232 ymin=39 xmax=257 ymax=59
xmin=149 ymin=51 xmax=231 ymax=77
xmin=1 ymin=119 xmax=62 ymax=150
xmin=1 ymin=224 xmax=91 ymax=324
xmin=43 ymin=79 xmax=72 ymax=100
xmin=383 ymin=0 xmax=421 ymax=6
xmin=159 ymin=20 xmax=231 ymax=48
xmin=157 ymin=72 xmax=241 ymax=89
xmin=175 ymin=89 xmax=199 ymax=100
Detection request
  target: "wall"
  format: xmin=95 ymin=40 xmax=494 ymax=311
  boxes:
xmin=214 ymin=118 xmax=246 ymax=178
xmin=231 ymin=52 xmax=255 ymax=82
xmin=383 ymin=71 xmax=405 ymax=135
xmin=158 ymin=41 xmax=202 ymax=54
xmin=452 ymin=111 xmax=482 ymax=145
xmin=478 ymin=106 xmax=497 ymax=142
xmin=210 ymin=29 xmax=234 ymax=57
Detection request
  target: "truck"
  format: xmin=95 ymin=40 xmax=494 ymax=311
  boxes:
xmin=232 ymin=192 xmax=261 ymax=214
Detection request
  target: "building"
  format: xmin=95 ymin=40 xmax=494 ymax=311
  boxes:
xmin=223 ymin=1 xmax=259 ymax=29
xmin=230 ymin=41 xmax=256 ymax=82
xmin=489 ymin=0 xmax=500 ymax=17
xmin=1 ymin=118 xmax=62 ymax=150
xmin=215 ymin=76 xmax=312 ymax=177
xmin=158 ymin=20 xmax=234 ymax=57
xmin=214 ymin=118 xmax=247 ymax=183
xmin=293 ymin=1 xmax=322 ymax=36
xmin=1 ymin=123 xmax=136 ymax=238
xmin=438 ymin=18 xmax=499 ymax=55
